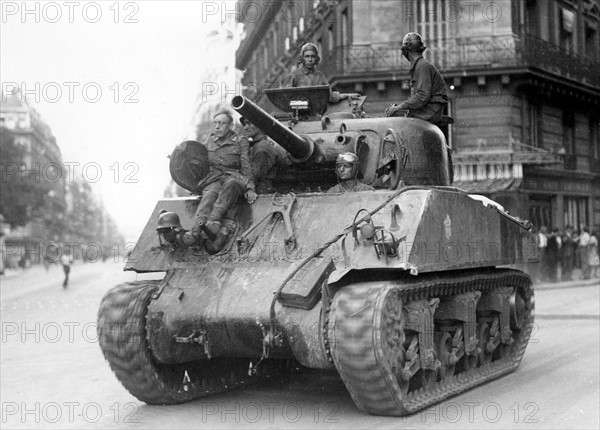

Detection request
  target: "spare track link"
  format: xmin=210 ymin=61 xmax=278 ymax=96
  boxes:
xmin=97 ymin=281 xmax=289 ymax=404
xmin=327 ymin=269 xmax=534 ymax=416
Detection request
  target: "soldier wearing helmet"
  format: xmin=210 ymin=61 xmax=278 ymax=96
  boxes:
xmin=327 ymin=153 xmax=374 ymax=193
xmin=282 ymin=42 xmax=359 ymax=103
xmin=385 ymin=33 xmax=448 ymax=126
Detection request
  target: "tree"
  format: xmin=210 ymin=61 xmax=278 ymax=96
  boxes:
xmin=0 ymin=128 xmax=49 ymax=227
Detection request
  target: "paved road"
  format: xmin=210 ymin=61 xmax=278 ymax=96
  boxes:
xmin=1 ymin=262 xmax=598 ymax=429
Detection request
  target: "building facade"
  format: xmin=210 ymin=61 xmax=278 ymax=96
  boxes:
xmin=235 ymin=0 xmax=600 ymax=231
xmin=1 ymin=92 xmax=67 ymax=266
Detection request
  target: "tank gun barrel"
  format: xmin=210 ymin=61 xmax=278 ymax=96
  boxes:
xmin=231 ymin=95 xmax=313 ymax=162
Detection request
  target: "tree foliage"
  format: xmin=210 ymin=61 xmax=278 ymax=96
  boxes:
xmin=0 ymin=129 xmax=49 ymax=227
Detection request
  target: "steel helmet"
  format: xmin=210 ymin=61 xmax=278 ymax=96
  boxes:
xmin=157 ymin=210 xmax=182 ymax=231
xmin=401 ymin=32 xmax=426 ymax=53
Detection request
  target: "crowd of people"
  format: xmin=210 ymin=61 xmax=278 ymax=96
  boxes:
xmin=533 ymin=225 xmax=599 ymax=283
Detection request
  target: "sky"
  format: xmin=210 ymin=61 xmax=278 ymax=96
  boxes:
xmin=1 ymin=0 xmax=234 ymax=242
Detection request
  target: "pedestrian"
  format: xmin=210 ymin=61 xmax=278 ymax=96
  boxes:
xmin=536 ymin=226 xmax=548 ymax=283
xmin=578 ymin=226 xmax=591 ymax=280
xmin=589 ymin=230 xmax=599 ymax=278
xmin=545 ymin=227 xmax=561 ymax=282
xmin=385 ymin=32 xmax=448 ymax=127
xmin=561 ymin=225 xmax=576 ymax=281
xmin=60 ymin=252 xmax=72 ymax=288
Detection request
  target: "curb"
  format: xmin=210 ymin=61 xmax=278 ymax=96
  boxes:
xmin=534 ymin=278 xmax=599 ymax=290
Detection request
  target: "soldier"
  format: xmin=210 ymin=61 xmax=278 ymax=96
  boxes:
xmin=282 ymin=42 xmax=359 ymax=103
xmin=240 ymin=116 xmax=287 ymax=195
xmin=184 ymin=110 xmax=256 ymax=244
xmin=385 ymin=33 xmax=448 ymax=127
xmin=327 ymin=153 xmax=374 ymax=193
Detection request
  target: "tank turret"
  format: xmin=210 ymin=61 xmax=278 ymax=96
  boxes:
xmin=232 ymin=87 xmax=451 ymax=190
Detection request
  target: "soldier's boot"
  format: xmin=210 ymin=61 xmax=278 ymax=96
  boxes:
xmin=206 ymin=204 xmax=228 ymax=237
xmin=183 ymin=217 xmax=208 ymax=246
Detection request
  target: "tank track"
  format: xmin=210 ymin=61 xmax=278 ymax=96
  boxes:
xmin=97 ymin=281 xmax=289 ymax=404
xmin=327 ymin=268 xmax=534 ymax=416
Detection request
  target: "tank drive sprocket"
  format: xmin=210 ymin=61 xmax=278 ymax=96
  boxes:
xmin=327 ymin=269 xmax=534 ymax=416
xmin=97 ymin=281 xmax=290 ymax=404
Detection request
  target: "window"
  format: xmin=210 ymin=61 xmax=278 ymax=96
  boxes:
xmin=299 ymin=17 xmax=304 ymax=33
xmin=591 ymin=116 xmax=599 ymax=160
xmin=563 ymin=112 xmax=575 ymax=154
xmin=564 ymin=196 xmax=589 ymax=230
xmin=585 ymin=21 xmax=599 ymax=61
xmin=527 ymin=100 xmax=541 ymax=148
xmin=327 ymin=25 xmax=334 ymax=51
xmin=341 ymin=8 xmax=349 ymax=46
xmin=416 ymin=0 xmax=448 ymax=67
xmin=271 ymin=29 xmax=278 ymax=57
xmin=529 ymin=195 xmax=553 ymax=230
xmin=525 ymin=0 xmax=540 ymax=37
xmin=559 ymin=7 xmax=575 ymax=53
xmin=284 ymin=36 xmax=290 ymax=51
xmin=292 ymin=26 xmax=298 ymax=41
xmin=563 ymin=111 xmax=576 ymax=170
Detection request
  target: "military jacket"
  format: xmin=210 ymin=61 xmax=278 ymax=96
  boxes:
xmin=282 ymin=64 xmax=341 ymax=103
xmin=398 ymin=56 xmax=448 ymax=112
xmin=199 ymin=130 xmax=255 ymax=191
xmin=327 ymin=180 xmax=375 ymax=193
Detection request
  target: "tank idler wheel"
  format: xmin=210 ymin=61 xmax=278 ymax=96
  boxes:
xmin=477 ymin=321 xmax=494 ymax=365
xmin=510 ymin=285 xmax=528 ymax=331
xmin=435 ymin=331 xmax=456 ymax=380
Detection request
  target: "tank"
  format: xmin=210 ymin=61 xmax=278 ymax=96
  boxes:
xmin=97 ymin=86 xmax=536 ymax=416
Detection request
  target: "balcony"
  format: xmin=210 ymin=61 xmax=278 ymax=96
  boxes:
xmin=319 ymin=34 xmax=599 ymax=89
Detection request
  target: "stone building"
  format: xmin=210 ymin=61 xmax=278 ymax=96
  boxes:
xmin=0 ymin=91 xmax=67 ymax=267
xmin=235 ymin=0 xmax=600 ymax=231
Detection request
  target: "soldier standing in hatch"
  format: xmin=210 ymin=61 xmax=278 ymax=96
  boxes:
xmin=282 ymin=42 xmax=359 ymax=103
xmin=184 ymin=110 xmax=256 ymax=244
xmin=327 ymin=153 xmax=374 ymax=193
xmin=240 ymin=117 xmax=287 ymax=195
xmin=385 ymin=32 xmax=448 ymax=127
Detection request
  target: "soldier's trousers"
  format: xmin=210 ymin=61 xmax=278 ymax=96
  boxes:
xmin=194 ymin=176 xmax=245 ymax=228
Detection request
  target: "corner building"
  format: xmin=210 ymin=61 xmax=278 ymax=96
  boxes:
xmin=235 ymin=0 xmax=600 ymax=231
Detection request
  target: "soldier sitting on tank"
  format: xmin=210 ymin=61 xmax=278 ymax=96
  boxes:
xmin=183 ymin=110 xmax=256 ymax=245
xmin=240 ymin=116 xmax=288 ymax=195
xmin=385 ymin=33 xmax=448 ymax=127
xmin=327 ymin=153 xmax=375 ymax=193
xmin=282 ymin=42 xmax=360 ymax=103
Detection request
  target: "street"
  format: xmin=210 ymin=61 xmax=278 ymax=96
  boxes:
xmin=1 ymin=261 xmax=598 ymax=429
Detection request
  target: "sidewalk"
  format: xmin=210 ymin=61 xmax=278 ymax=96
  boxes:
xmin=533 ymin=266 xmax=599 ymax=290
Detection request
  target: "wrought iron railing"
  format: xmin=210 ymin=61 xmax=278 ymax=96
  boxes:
xmin=318 ymin=34 xmax=599 ymax=88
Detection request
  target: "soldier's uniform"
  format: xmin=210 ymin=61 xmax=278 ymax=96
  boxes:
xmin=282 ymin=64 xmax=343 ymax=103
xmin=193 ymin=130 xmax=255 ymax=230
xmin=248 ymin=133 xmax=285 ymax=194
xmin=395 ymin=56 xmax=448 ymax=125
xmin=327 ymin=180 xmax=374 ymax=193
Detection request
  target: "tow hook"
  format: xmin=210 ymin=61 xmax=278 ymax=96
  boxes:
xmin=174 ymin=330 xmax=211 ymax=359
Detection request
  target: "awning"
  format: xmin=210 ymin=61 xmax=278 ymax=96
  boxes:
xmin=451 ymin=177 xmax=522 ymax=194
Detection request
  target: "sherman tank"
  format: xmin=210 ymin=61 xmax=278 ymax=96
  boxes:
xmin=97 ymin=86 xmax=536 ymax=416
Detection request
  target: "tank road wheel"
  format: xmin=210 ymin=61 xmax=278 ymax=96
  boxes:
xmin=435 ymin=332 xmax=456 ymax=380
xmin=97 ymin=281 xmax=259 ymax=404
xmin=476 ymin=321 xmax=494 ymax=365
